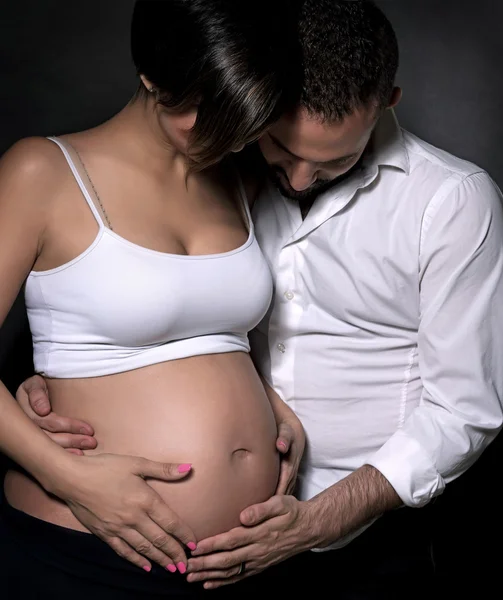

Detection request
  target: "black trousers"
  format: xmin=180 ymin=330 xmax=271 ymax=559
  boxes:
xmin=0 ymin=500 xmax=435 ymax=599
xmin=0 ymin=501 xmax=231 ymax=599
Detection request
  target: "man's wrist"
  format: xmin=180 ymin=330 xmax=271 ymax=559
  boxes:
xmin=306 ymin=465 xmax=402 ymax=548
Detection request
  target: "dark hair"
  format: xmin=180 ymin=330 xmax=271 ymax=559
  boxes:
xmin=131 ymin=0 xmax=300 ymax=171
xmin=298 ymin=0 xmax=399 ymax=121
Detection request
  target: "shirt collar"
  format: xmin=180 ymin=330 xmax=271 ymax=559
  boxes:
xmin=362 ymin=108 xmax=410 ymax=175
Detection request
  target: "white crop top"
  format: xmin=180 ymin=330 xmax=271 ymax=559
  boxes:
xmin=24 ymin=137 xmax=273 ymax=378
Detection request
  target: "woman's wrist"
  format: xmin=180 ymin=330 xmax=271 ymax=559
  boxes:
xmin=30 ymin=449 xmax=81 ymax=498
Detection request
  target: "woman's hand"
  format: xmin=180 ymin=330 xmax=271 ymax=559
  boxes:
xmin=275 ymin=413 xmax=306 ymax=495
xmin=49 ymin=452 xmax=197 ymax=573
xmin=259 ymin=376 xmax=306 ymax=495
xmin=16 ymin=374 xmax=97 ymax=455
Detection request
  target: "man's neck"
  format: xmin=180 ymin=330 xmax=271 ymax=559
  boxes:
xmin=298 ymin=155 xmax=366 ymax=220
xmin=299 ymin=198 xmax=316 ymax=220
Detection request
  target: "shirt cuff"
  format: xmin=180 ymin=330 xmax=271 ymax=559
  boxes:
xmin=366 ymin=429 xmax=446 ymax=507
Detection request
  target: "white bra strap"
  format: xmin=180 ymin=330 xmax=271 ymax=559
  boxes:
xmin=46 ymin=136 xmax=106 ymax=228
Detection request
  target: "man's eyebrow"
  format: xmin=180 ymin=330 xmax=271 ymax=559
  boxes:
xmin=268 ymin=133 xmax=358 ymax=165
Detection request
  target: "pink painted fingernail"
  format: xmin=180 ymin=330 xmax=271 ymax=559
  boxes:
xmin=178 ymin=463 xmax=192 ymax=473
xmin=166 ymin=564 xmax=177 ymax=573
xmin=187 ymin=542 xmax=197 ymax=551
xmin=143 ymin=565 xmax=151 ymax=572
xmin=177 ymin=562 xmax=187 ymax=574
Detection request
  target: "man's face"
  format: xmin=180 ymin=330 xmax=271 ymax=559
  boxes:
xmin=258 ymin=105 xmax=378 ymax=202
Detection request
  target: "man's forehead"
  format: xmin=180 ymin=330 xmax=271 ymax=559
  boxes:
xmin=269 ymin=105 xmax=377 ymax=162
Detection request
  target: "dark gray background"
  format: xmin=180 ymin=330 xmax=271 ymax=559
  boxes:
xmin=1 ymin=1 xmax=502 ymax=594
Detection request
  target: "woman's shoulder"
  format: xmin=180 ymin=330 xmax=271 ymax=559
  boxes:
xmin=1 ymin=136 xmax=66 ymax=176
xmin=0 ymin=136 xmax=72 ymax=203
xmin=0 ymin=136 xmax=72 ymax=222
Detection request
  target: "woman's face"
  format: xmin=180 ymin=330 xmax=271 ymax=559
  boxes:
xmin=140 ymin=75 xmax=197 ymax=156
xmin=140 ymin=75 xmax=250 ymax=164
xmin=156 ymin=105 xmax=247 ymax=163
xmin=157 ymin=107 xmax=198 ymax=156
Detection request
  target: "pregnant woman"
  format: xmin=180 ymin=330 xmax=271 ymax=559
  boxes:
xmin=0 ymin=1 xmax=304 ymax=597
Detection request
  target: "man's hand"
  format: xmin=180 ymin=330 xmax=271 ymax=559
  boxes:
xmin=16 ymin=374 xmax=97 ymax=454
xmin=186 ymin=495 xmax=317 ymax=589
xmin=186 ymin=465 xmax=402 ymax=589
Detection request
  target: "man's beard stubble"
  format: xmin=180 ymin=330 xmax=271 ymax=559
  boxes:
xmin=240 ymin=143 xmax=363 ymax=212
xmin=268 ymin=167 xmax=334 ymax=203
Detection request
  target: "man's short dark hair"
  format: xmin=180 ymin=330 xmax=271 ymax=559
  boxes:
xmin=298 ymin=0 xmax=399 ymax=121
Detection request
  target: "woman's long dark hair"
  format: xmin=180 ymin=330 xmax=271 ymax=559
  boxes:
xmin=131 ymin=0 xmax=300 ymax=171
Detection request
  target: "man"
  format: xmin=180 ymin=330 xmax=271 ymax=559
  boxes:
xmin=15 ymin=1 xmax=503 ymax=597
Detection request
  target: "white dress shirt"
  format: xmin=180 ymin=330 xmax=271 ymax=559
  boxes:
xmin=250 ymin=110 xmax=503 ymax=546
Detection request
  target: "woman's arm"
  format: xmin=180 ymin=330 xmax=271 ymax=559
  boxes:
xmin=0 ymin=139 xmax=196 ymax=573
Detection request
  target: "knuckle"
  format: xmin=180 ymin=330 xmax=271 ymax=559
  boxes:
xmin=41 ymin=419 xmax=57 ymax=433
xmin=132 ymin=457 xmax=144 ymax=472
xmin=161 ymin=518 xmax=176 ymax=533
xmin=121 ymin=511 xmax=139 ymax=527
xmin=109 ymin=543 xmax=128 ymax=560
xmin=151 ymin=534 xmax=170 ymax=550
xmin=133 ymin=492 xmax=153 ymax=511
xmin=134 ymin=541 xmax=152 ymax=555
xmin=161 ymin=463 xmax=175 ymax=478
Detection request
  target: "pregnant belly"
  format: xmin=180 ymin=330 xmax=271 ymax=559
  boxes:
xmin=4 ymin=352 xmax=280 ymax=540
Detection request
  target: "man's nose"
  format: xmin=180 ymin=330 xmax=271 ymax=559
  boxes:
xmin=285 ymin=161 xmax=318 ymax=191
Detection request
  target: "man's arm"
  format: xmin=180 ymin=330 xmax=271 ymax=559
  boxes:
xmin=306 ymin=464 xmax=401 ymax=547
xmin=367 ymin=171 xmax=503 ymax=507
xmin=186 ymin=171 xmax=503 ymax=588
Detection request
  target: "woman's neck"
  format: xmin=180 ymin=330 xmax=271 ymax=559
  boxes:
xmin=100 ymin=94 xmax=190 ymax=181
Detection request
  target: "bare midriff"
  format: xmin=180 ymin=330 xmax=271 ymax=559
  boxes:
xmin=4 ymin=352 xmax=280 ymax=540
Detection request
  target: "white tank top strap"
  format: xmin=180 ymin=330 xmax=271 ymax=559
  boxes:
xmin=46 ymin=136 xmax=108 ymax=229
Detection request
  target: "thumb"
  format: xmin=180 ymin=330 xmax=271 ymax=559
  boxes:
xmin=276 ymin=422 xmax=294 ymax=454
xmin=24 ymin=376 xmax=51 ymax=416
xmin=136 ymin=459 xmax=192 ymax=481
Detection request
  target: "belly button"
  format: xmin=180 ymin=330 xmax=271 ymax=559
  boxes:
xmin=232 ymin=448 xmax=251 ymax=459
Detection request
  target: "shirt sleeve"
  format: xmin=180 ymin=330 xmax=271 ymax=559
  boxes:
xmin=367 ymin=171 xmax=503 ymax=507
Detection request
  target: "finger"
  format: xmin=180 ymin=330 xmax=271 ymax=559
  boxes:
xmin=276 ymin=439 xmax=289 ymax=453
xmin=240 ymin=496 xmax=286 ymax=526
xmin=38 ymin=413 xmax=95 ymax=436
xmin=24 ymin=377 xmax=51 ymax=417
xmin=103 ymin=535 xmax=153 ymax=573
xmin=136 ymin=459 xmax=192 ymax=482
xmin=148 ymin=497 xmax=197 ymax=555
xmin=285 ymin=473 xmax=298 ymax=496
xmin=187 ymin=564 xmax=244 ymax=583
xmin=187 ymin=552 xmax=243 ymax=573
xmin=65 ymin=448 xmax=84 ymax=456
xmin=123 ymin=528 xmax=181 ymax=573
xmin=276 ymin=428 xmax=293 ymax=454
xmin=191 ymin=528 xmax=250 ymax=556
xmin=46 ymin=432 xmax=97 ymax=450
xmin=275 ymin=461 xmax=292 ymax=495
xmin=203 ymin=574 xmax=248 ymax=590
xmin=276 ymin=423 xmax=294 ymax=454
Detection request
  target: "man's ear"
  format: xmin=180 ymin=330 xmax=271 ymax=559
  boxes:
xmin=388 ymin=86 xmax=402 ymax=109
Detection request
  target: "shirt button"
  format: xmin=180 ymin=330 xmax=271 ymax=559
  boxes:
xmin=284 ymin=291 xmax=295 ymax=301
xmin=277 ymin=343 xmax=286 ymax=353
